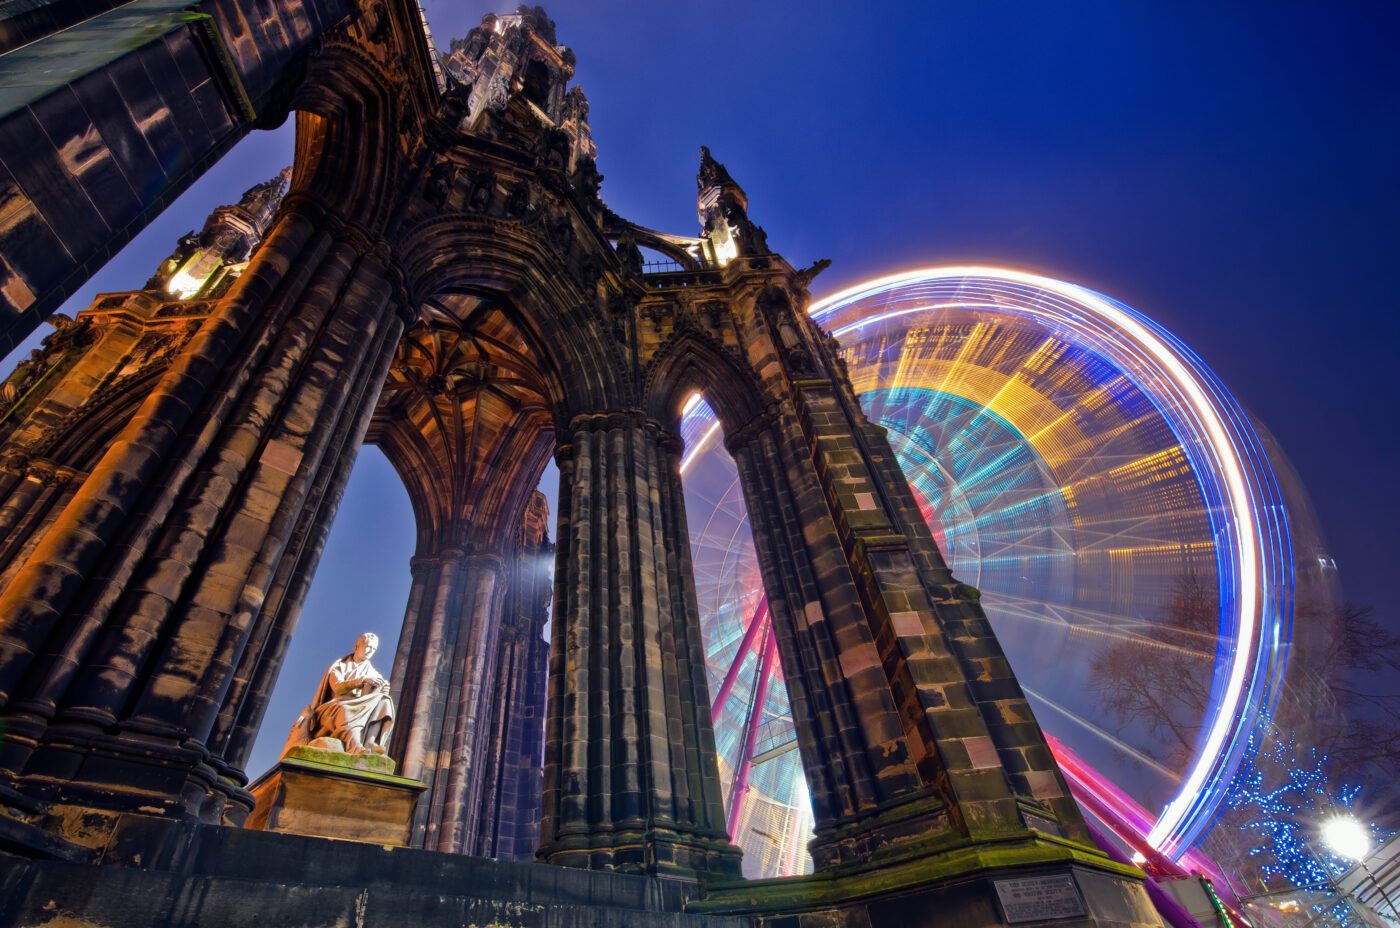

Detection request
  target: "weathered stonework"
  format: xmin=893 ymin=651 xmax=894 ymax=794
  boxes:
xmin=0 ymin=3 xmax=1163 ymax=926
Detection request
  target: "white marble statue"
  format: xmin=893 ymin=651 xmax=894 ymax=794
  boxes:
xmin=283 ymin=632 xmax=396 ymax=756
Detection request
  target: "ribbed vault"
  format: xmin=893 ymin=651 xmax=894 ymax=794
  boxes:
xmin=369 ymin=294 xmax=554 ymax=553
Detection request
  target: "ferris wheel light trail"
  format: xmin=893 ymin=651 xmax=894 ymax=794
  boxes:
xmin=803 ymin=266 xmax=1291 ymax=859
xmin=680 ymin=421 xmax=722 ymax=474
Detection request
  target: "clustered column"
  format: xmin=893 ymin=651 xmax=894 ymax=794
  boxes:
xmin=539 ymin=411 xmax=740 ymax=878
xmin=0 ymin=200 xmax=408 ymax=826
xmin=389 ymin=548 xmax=506 ymax=852
xmin=728 ymin=412 xmax=956 ymax=867
xmin=474 ymin=492 xmax=552 ymax=861
xmin=0 ymin=461 xmax=81 ymax=591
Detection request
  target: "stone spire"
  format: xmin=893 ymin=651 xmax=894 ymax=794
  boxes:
xmin=145 ymin=166 xmax=291 ymax=299
xmin=696 ymin=146 xmax=768 ymax=264
xmin=440 ymin=7 xmax=596 ymax=171
xmin=696 ymin=145 xmax=739 ymax=194
xmin=234 ymin=165 xmax=293 ymax=232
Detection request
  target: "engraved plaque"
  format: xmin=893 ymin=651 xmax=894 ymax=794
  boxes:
xmin=994 ymin=874 xmax=1087 ymax=923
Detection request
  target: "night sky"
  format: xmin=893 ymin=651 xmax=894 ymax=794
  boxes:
xmin=4 ymin=2 xmax=1395 ymax=778
xmin=421 ymin=0 xmax=1397 ymax=616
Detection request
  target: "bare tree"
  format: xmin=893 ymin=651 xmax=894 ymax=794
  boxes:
xmin=1280 ymin=603 xmax=1400 ymax=800
xmin=1091 ymin=576 xmax=1400 ymax=881
xmin=1089 ymin=573 xmax=1217 ymax=769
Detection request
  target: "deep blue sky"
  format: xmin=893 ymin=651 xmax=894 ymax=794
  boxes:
xmin=479 ymin=0 xmax=1395 ymax=610
xmin=4 ymin=2 xmax=1396 ymax=775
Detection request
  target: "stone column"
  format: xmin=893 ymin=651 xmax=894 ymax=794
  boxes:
xmin=389 ymin=547 xmax=509 ymax=853
xmin=539 ymin=412 xmax=740 ymax=879
xmin=206 ymin=314 xmax=402 ymax=816
xmin=433 ymin=553 xmax=507 ymax=853
xmin=729 ymin=417 xmax=945 ymax=865
xmin=718 ymin=284 xmax=1085 ymax=870
xmin=0 ymin=200 xmax=408 ymax=826
xmin=0 ymin=461 xmax=80 ymax=590
xmin=474 ymin=494 xmax=552 ymax=861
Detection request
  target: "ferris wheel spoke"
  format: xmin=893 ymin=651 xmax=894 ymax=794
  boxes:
xmin=1021 ymin=685 xmax=1182 ymax=783
xmin=984 ymin=593 xmax=1219 ymax=657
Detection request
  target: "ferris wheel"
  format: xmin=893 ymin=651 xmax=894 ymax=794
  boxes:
xmin=682 ymin=267 xmax=1299 ymax=879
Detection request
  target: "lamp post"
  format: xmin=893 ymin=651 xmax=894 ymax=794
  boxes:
xmin=1321 ymin=817 xmax=1399 ymax=925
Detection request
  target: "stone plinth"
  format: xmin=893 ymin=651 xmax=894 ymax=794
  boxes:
xmin=246 ymin=747 xmax=425 ymax=847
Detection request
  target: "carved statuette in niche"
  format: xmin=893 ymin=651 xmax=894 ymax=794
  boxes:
xmin=283 ymin=632 xmax=396 ymax=756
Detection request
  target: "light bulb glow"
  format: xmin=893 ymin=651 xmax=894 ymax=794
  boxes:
xmin=1321 ymin=816 xmax=1371 ymax=862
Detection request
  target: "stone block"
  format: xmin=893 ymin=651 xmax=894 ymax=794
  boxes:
xmin=245 ymin=750 xmax=425 ymax=847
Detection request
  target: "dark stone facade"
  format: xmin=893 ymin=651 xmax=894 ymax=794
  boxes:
xmin=0 ymin=0 xmax=361 ymax=354
xmin=0 ymin=3 xmax=1165 ymax=925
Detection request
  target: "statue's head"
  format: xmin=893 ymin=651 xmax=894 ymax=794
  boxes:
xmin=353 ymin=632 xmax=379 ymax=661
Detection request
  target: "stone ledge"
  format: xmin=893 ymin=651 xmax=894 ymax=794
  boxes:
xmin=707 ymin=863 xmax=1163 ymax=928
xmin=694 ymin=834 xmax=1148 ymax=915
xmin=94 ymin=816 xmax=706 ymax=911
xmin=0 ymin=816 xmax=753 ymax=926
xmin=271 ymin=747 xmax=408 ymax=784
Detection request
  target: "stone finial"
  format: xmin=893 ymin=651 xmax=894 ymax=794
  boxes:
xmin=697 ymin=145 xmax=738 ymax=192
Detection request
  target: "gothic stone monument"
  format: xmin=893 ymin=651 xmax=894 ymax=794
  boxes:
xmin=0 ymin=4 xmax=1162 ymax=927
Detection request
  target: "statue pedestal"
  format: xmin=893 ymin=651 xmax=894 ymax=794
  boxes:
xmin=246 ymin=747 xmax=425 ymax=847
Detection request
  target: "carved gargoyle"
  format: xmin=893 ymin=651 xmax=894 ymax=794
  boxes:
xmin=700 ymin=301 xmax=726 ymax=328
xmin=614 ymin=230 xmax=642 ymax=276
xmin=466 ymin=169 xmax=496 ymax=213
xmin=571 ymin=157 xmax=603 ymax=199
xmin=538 ymin=128 xmax=571 ymax=173
xmin=1 ymin=315 xmax=96 ymax=417
xmin=794 ymin=258 xmax=832 ymax=292
xmin=362 ymin=1 xmax=391 ymax=45
xmin=438 ymin=80 xmax=473 ymax=129
xmin=548 ymin=216 xmax=574 ymax=252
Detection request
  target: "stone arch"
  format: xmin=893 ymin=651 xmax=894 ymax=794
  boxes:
xmin=364 ymin=293 xmax=560 ymax=854
xmin=521 ymin=59 xmax=552 ymax=111
xmin=372 ymin=303 xmax=556 ymax=551
xmin=606 ymin=223 xmax=706 ymax=272
xmin=397 ymin=219 xmax=629 ymax=419
xmin=291 ymin=41 xmax=423 ymax=233
xmin=643 ymin=328 xmax=769 ymax=434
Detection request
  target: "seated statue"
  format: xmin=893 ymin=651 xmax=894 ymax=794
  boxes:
xmin=284 ymin=632 xmax=396 ymax=756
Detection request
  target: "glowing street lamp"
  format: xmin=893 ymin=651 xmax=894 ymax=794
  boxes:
xmin=1320 ymin=816 xmax=1398 ymax=925
xmin=1322 ymin=817 xmax=1372 ymax=862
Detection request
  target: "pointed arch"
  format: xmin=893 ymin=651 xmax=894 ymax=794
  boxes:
xmin=644 ymin=328 xmax=768 ymax=436
xmin=396 ymin=217 xmax=627 ymax=418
